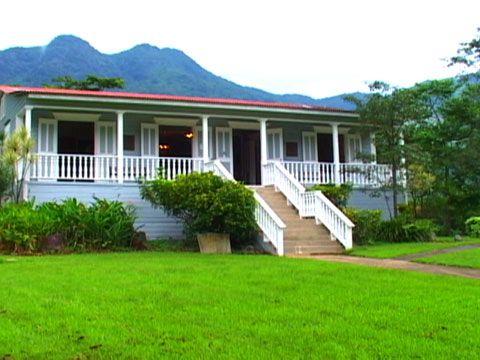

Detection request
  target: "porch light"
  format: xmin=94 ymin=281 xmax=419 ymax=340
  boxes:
xmin=185 ymin=131 xmax=193 ymax=139
xmin=159 ymin=144 xmax=170 ymax=150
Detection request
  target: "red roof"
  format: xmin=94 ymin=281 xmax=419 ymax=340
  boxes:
xmin=0 ymin=85 xmax=355 ymax=114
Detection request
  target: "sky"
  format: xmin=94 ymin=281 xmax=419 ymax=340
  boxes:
xmin=0 ymin=0 xmax=479 ymax=99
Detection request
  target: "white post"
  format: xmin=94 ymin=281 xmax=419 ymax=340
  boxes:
xmin=331 ymin=123 xmax=340 ymax=185
xmin=260 ymin=118 xmax=268 ymax=185
xmin=202 ymin=115 xmax=209 ymax=162
xmin=25 ymin=106 xmax=32 ymax=134
xmin=23 ymin=107 xmax=33 ymax=200
xmin=399 ymin=131 xmax=408 ymax=202
xmin=370 ymin=132 xmax=377 ymax=164
xmin=117 ymin=111 xmax=124 ymax=184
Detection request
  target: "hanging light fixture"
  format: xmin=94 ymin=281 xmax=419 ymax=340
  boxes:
xmin=185 ymin=131 xmax=193 ymax=139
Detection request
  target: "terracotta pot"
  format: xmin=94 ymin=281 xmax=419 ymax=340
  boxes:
xmin=197 ymin=233 xmax=231 ymax=254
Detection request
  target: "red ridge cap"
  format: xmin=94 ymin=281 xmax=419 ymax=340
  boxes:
xmin=0 ymin=85 xmax=355 ymax=114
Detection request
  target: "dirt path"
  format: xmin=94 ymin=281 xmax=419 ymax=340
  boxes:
xmin=394 ymin=243 xmax=480 ymax=261
xmin=304 ymin=255 xmax=480 ymax=279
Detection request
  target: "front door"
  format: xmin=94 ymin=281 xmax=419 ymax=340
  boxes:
xmin=317 ymin=133 xmax=345 ymax=162
xmin=233 ymin=129 xmax=261 ymax=185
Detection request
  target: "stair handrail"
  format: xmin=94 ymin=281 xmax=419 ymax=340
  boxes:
xmin=266 ymin=161 xmax=354 ymax=250
xmin=205 ymin=159 xmax=286 ymax=255
xmin=313 ymin=191 xmax=354 ymax=250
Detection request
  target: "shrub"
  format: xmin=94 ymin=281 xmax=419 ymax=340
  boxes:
xmin=141 ymin=172 xmax=257 ymax=243
xmin=0 ymin=198 xmax=137 ymax=253
xmin=465 ymin=217 xmax=480 ymax=238
xmin=344 ymin=207 xmax=382 ymax=245
xmin=309 ymin=183 xmax=352 ymax=208
xmin=379 ymin=217 xmax=438 ymax=243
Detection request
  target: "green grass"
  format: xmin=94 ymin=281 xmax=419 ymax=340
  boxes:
xmin=1 ymin=253 xmax=480 ymax=359
xmin=417 ymin=247 xmax=480 ymax=269
xmin=348 ymin=237 xmax=480 ymax=259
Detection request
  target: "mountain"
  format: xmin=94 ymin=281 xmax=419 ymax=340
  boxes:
xmin=0 ymin=35 xmax=358 ymax=110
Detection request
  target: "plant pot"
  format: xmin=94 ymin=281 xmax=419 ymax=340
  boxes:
xmin=197 ymin=233 xmax=231 ymax=254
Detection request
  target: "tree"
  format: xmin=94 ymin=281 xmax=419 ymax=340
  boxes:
xmin=0 ymin=131 xmax=13 ymax=205
xmin=346 ymin=82 xmax=428 ymax=217
xmin=45 ymin=75 xmax=125 ymax=91
xmin=449 ymin=27 xmax=480 ymax=72
xmin=2 ymin=127 xmax=36 ymax=203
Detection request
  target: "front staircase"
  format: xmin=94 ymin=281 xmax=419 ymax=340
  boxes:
xmin=255 ymin=187 xmax=344 ymax=255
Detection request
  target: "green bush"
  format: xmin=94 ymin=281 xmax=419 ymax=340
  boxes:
xmin=309 ymin=183 xmax=352 ymax=208
xmin=379 ymin=217 xmax=438 ymax=243
xmin=141 ymin=172 xmax=257 ymax=243
xmin=465 ymin=217 xmax=480 ymax=238
xmin=344 ymin=207 xmax=382 ymax=245
xmin=0 ymin=198 xmax=137 ymax=253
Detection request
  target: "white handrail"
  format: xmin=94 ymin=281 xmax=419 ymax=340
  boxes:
xmin=205 ymin=159 xmax=286 ymax=256
xmin=314 ymin=191 xmax=354 ymax=249
xmin=265 ymin=161 xmax=354 ymax=250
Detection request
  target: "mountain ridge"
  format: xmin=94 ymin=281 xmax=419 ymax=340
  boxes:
xmin=0 ymin=35 xmax=358 ymax=110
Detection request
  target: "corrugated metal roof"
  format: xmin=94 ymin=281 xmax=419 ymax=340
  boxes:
xmin=0 ymin=85 xmax=355 ymax=114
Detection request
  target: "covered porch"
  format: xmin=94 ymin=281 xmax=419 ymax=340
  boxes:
xmin=22 ymin=107 xmax=392 ymax=188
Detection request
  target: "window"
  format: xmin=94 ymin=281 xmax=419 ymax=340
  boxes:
xmin=285 ymin=142 xmax=298 ymax=157
xmin=267 ymin=128 xmax=283 ymax=160
xmin=347 ymin=134 xmax=362 ymax=162
xmin=3 ymin=120 xmax=10 ymax=139
xmin=302 ymin=132 xmax=317 ymax=161
xmin=124 ymin=135 xmax=135 ymax=151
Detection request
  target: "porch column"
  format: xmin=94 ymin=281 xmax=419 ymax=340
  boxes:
xmin=117 ymin=111 xmax=124 ymax=184
xmin=370 ymin=132 xmax=377 ymax=164
xmin=331 ymin=123 xmax=341 ymax=185
xmin=24 ymin=106 xmax=32 ymax=134
xmin=202 ymin=115 xmax=209 ymax=162
xmin=260 ymin=118 xmax=268 ymax=185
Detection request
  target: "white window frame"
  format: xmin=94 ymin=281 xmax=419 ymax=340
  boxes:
xmin=140 ymin=123 xmax=158 ymax=157
xmin=215 ymin=127 xmax=233 ymax=172
xmin=346 ymin=134 xmax=362 ymax=163
xmin=95 ymin=122 xmax=117 ymax=156
xmin=302 ymin=131 xmax=318 ymax=162
xmin=38 ymin=118 xmax=58 ymax=154
xmin=193 ymin=126 xmax=213 ymax=159
xmin=267 ymin=128 xmax=284 ymax=160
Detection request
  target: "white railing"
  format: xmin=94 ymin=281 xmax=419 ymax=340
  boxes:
xmin=282 ymin=161 xmax=393 ymax=187
xmin=206 ymin=160 xmax=286 ymax=256
xmin=264 ymin=161 xmax=354 ymax=250
xmin=123 ymin=156 xmax=203 ymax=181
xmin=31 ymin=154 xmax=204 ymax=182
xmin=314 ymin=191 xmax=354 ymax=249
xmin=31 ymin=154 xmax=118 ymax=181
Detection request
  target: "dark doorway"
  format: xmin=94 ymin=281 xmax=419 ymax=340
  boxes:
xmin=158 ymin=126 xmax=193 ymax=157
xmin=233 ymin=129 xmax=261 ymax=185
xmin=58 ymin=121 xmax=95 ymax=155
xmin=317 ymin=133 xmax=345 ymax=162
xmin=57 ymin=121 xmax=95 ymax=181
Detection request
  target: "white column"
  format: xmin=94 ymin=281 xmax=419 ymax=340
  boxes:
xmin=117 ymin=112 xmax=124 ymax=184
xmin=25 ymin=106 xmax=32 ymax=134
xmin=331 ymin=123 xmax=340 ymax=185
xmin=260 ymin=118 xmax=268 ymax=165
xmin=202 ymin=115 xmax=209 ymax=162
xmin=370 ymin=132 xmax=377 ymax=164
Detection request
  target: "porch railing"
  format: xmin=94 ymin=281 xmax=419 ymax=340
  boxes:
xmin=281 ymin=161 xmax=393 ymax=187
xmin=31 ymin=154 xmax=204 ymax=182
xmin=206 ymin=160 xmax=286 ymax=256
xmin=263 ymin=161 xmax=354 ymax=250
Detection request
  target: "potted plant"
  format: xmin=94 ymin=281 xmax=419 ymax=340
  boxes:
xmin=141 ymin=172 xmax=257 ymax=253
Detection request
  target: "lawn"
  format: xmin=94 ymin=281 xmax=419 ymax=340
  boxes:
xmin=1 ymin=253 xmax=480 ymax=359
xmin=417 ymin=247 xmax=480 ymax=269
xmin=348 ymin=237 xmax=480 ymax=259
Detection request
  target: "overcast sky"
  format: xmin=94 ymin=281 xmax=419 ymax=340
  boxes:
xmin=0 ymin=0 xmax=478 ymax=98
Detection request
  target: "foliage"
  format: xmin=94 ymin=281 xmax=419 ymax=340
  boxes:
xmin=449 ymin=27 xmax=480 ymax=72
xmin=345 ymin=82 xmax=428 ymax=217
xmin=1 ymin=126 xmax=35 ymax=203
xmin=465 ymin=217 xmax=480 ymax=238
xmin=0 ymin=158 xmax=13 ymax=205
xmin=310 ymin=183 xmax=352 ymax=208
xmin=46 ymin=75 xmax=125 ymax=91
xmin=406 ymin=164 xmax=436 ymax=217
xmin=379 ymin=217 xmax=438 ymax=243
xmin=0 ymin=198 xmax=137 ymax=252
xmin=343 ymin=207 xmax=382 ymax=245
xmin=141 ymin=172 xmax=257 ymax=243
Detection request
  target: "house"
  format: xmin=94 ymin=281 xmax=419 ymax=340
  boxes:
xmin=0 ymin=85 xmax=395 ymax=255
